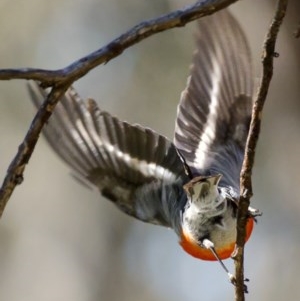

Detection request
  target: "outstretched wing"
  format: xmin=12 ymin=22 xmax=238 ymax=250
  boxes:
xmin=28 ymin=82 xmax=188 ymax=227
xmin=174 ymin=10 xmax=253 ymax=190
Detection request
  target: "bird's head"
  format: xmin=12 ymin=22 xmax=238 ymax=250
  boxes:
xmin=183 ymin=174 xmax=226 ymax=217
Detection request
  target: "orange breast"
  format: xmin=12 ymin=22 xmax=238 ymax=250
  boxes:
xmin=179 ymin=218 xmax=254 ymax=261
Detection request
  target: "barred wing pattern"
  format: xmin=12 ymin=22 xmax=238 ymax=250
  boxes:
xmin=28 ymin=83 xmax=188 ymax=227
xmin=174 ymin=10 xmax=253 ymax=191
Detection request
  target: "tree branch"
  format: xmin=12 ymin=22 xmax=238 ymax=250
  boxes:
xmin=234 ymin=0 xmax=288 ymax=300
xmin=0 ymin=0 xmax=238 ymax=217
xmin=0 ymin=0 xmax=237 ymax=87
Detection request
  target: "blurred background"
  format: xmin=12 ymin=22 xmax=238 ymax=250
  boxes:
xmin=0 ymin=0 xmax=299 ymax=300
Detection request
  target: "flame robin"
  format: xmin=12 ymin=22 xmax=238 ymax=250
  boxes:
xmin=28 ymin=9 xmax=258 ymax=282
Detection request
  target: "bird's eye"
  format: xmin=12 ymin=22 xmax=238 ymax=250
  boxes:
xmin=212 ymin=216 xmax=224 ymax=227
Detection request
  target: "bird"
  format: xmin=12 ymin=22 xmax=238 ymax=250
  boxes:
xmin=28 ymin=9 xmax=258 ymax=282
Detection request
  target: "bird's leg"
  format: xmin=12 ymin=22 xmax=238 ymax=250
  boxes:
xmin=201 ymin=238 xmax=249 ymax=293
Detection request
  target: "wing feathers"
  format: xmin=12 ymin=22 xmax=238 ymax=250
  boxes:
xmin=28 ymin=82 xmax=187 ymax=226
xmin=174 ymin=10 xmax=253 ymax=189
xmin=28 ymin=9 xmax=253 ymax=226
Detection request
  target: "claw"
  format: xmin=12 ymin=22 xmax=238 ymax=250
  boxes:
xmin=248 ymin=206 xmax=262 ymax=220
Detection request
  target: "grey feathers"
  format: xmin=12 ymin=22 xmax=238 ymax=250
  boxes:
xmin=28 ymin=83 xmax=188 ymax=226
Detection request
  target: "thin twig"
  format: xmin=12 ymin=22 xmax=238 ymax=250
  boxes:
xmin=0 ymin=85 xmax=69 ymax=217
xmin=0 ymin=0 xmax=238 ymax=217
xmin=234 ymin=0 xmax=288 ymax=300
xmin=0 ymin=0 xmax=237 ymax=87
